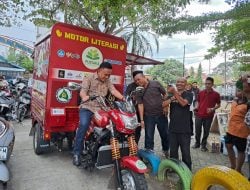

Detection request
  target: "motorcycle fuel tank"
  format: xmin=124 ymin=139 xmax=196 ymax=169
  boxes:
xmin=93 ymin=110 xmax=109 ymax=128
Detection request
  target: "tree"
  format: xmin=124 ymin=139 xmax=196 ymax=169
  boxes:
xmin=145 ymin=59 xmax=184 ymax=85
xmin=158 ymin=1 xmax=250 ymax=57
xmin=211 ymin=74 xmax=224 ymax=86
xmin=16 ymin=54 xmax=33 ymax=73
xmin=6 ymin=48 xmax=17 ymax=63
xmin=187 ymin=66 xmax=196 ymax=82
xmin=121 ymin=22 xmax=159 ymax=72
xmin=0 ymin=0 xmax=25 ymax=26
xmin=23 ymin=0 xmax=190 ymax=34
xmin=121 ymin=24 xmax=159 ymax=57
xmin=197 ymin=63 xmax=203 ymax=85
xmin=6 ymin=48 xmax=33 ymax=72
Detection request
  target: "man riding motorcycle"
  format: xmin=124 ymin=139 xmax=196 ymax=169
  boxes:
xmin=73 ymin=61 xmax=125 ymax=166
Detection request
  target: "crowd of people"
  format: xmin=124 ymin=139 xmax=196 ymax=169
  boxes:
xmin=73 ymin=62 xmax=250 ymax=178
xmin=125 ymin=71 xmax=250 ymax=174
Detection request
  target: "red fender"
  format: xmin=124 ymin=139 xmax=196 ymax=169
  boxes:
xmin=120 ymin=156 xmax=148 ymax=174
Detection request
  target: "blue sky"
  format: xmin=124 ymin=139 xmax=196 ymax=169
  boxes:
xmin=0 ymin=0 xmax=231 ymax=73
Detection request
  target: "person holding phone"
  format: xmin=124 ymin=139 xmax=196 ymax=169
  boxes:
xmin=163 ymin=78 xmax=193 ymax=170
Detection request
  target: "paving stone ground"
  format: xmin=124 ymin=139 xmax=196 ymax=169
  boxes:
xmin=5 ymin=110 xmax=249 ymax=190
xmin=138 ymin=130 xmax=249 ymax=176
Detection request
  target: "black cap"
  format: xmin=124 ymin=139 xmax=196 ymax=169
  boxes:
xmin=132 ymin=70 xmax=143 ymax=78
xmin=99 ymin=61 xmax=112 ymax=69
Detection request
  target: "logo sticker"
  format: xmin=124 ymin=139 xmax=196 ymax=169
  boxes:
xmin=57 ymin=49 xmax=65 ymax=57
xmin=82 ymin=47 xmax=103 ymax=70
xmin=56 ymin=88 xmax=72 ymax=103
xmin=120 ymin=45 xmax=125 ymax=51
xmin=56 ymin=29 xmax=63 ymax=37
xmin=58 ymin=70 xmax=65 ymax=78
xmin=66 ymin=52 xmax=80 ymax=59
xmin=135 ymin=160 xmax=147 ymax=170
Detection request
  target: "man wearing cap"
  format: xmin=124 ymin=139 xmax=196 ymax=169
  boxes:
xmin=125 ymin=70 xmax=143 ymax=144
xmin=73 ymin=62 xmax=125 ymax=166
xmin=134 ymin=72 xmax=169 ymax=157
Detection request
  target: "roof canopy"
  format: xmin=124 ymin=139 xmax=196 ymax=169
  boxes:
xmin=126 ymin=53 xmax=164 ymax=66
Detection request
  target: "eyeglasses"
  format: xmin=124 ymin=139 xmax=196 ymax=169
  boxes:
xmin=205 ymin=83 xmax=212 ymax=85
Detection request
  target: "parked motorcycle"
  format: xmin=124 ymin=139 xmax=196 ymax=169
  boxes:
xmin=16 ymin=87 xmax=31 ymax=122
xmin=68 ymin=82 xmax=148 ymax=190
xmin=0 ymin=117 xmax=15 ymax=187
xmin=0 ymin=90 xmax=16 ymax=121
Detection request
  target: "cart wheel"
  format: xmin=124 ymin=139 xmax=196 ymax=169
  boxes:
xmin=66 ymin=132 xmax=74 ymax=151
xmin=33 ymin=123 xmax=47 ymax=155
xmin=67 ymin=138 xmax=73 ymax=151
xmin=192 ymin=165 xmax=250 ymax=190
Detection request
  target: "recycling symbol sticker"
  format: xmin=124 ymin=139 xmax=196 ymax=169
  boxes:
xmin=56 ymin=88 xmax=72 ymax=103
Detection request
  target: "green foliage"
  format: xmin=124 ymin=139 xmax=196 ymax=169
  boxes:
xmin=121 ymin=24 xmax=159 ymax=56
xmin=187 ymin=66 xmax=197 ymax=83
xmin=7 ymin=48 xmax=17 ymax=62
xmin=197 ymin=63 xmax=203 ymax=85
xmin=209 ymin=60 xmax=249 ymax=84
xmin=238 ymin=63 xmax=250 ymax=71
xmin=211 ymin=74 xmax=224 ymax=86
xmin=145 ymin=59 xmax=184 ymax=85
xmin=17 ymin=54 xmax=33 ymax=73
xmin=159 ymin=2 xmax=250 ymax=57
xmin=6 ymin=48 xmax=33 ymax=72
xmin=24 ymin=0 xmax=190 ymax=34
xmin=0 ymin=0 xmax=26 ymax=26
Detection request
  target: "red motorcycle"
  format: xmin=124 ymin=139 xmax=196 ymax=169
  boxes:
xmin=68 ymin=82 xmax=148 ymax=190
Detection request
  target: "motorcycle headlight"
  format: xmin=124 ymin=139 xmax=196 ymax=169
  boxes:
xmin=121 ymin=114 xmax=138 ymax=130
xmin=0 ymin=120 xmax=7 ymax=138
xmin=20 ymin=97 xmax=30 ymax=104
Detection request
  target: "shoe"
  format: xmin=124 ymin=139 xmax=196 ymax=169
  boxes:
xmin=73 ymin=154 xmax=81 ymax=166
xmin=145 ymin=148 xmax=154 ymax=153
xmin=201 ymin=147 xmax=208 ymax=152
xmin=163 ymin=151 xmax=169 ymax=158
xmin=192 ymin=144 xmax=200 ymax=149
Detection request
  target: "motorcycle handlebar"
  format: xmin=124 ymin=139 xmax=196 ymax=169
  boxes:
xmin=89 ymin=95 xmax=97 ymax=101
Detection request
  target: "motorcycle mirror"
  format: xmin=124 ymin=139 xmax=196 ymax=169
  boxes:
xmin=131 ymin=86 xmax=144 ymax=97
xmin=67 ymin=82 xmax=81 ymax=91
xmin=135 ymin=86 xmax=144 ymax=92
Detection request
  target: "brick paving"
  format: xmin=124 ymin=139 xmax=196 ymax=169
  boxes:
xmin=138 ymin=129 xmax=248 ymax=176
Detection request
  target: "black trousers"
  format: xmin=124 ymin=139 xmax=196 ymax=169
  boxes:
xmin=135 ymin=110 xmax=141 ymax=144
xmin=169 ymin=132 xmax=192 ymax=170
xmin=190 ymin=111 xmax=194 ymax=136
xmin=194 ymin=116 xmax=213 ymax=147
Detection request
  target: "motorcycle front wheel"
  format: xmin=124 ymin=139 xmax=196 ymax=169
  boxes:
xmin=121 ymin=169 xmax=148 ymax=190
xmin=17 ymin=106 xmax=26 ymax=122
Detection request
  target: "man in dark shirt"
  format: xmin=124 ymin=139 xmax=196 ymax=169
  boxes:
xmin=193 ymin=77 xmax=221 ymax=152
xmin=163 ymin=78 xmax=193 ymax=170
xmin=134 ymin=73 xmax=169 ymax=157
xmin=125 ymin=70 xmax=143 ymax=144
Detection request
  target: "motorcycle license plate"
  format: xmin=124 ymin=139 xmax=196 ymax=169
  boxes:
xmin=0 ymin=147 xmax=8 ymax=160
